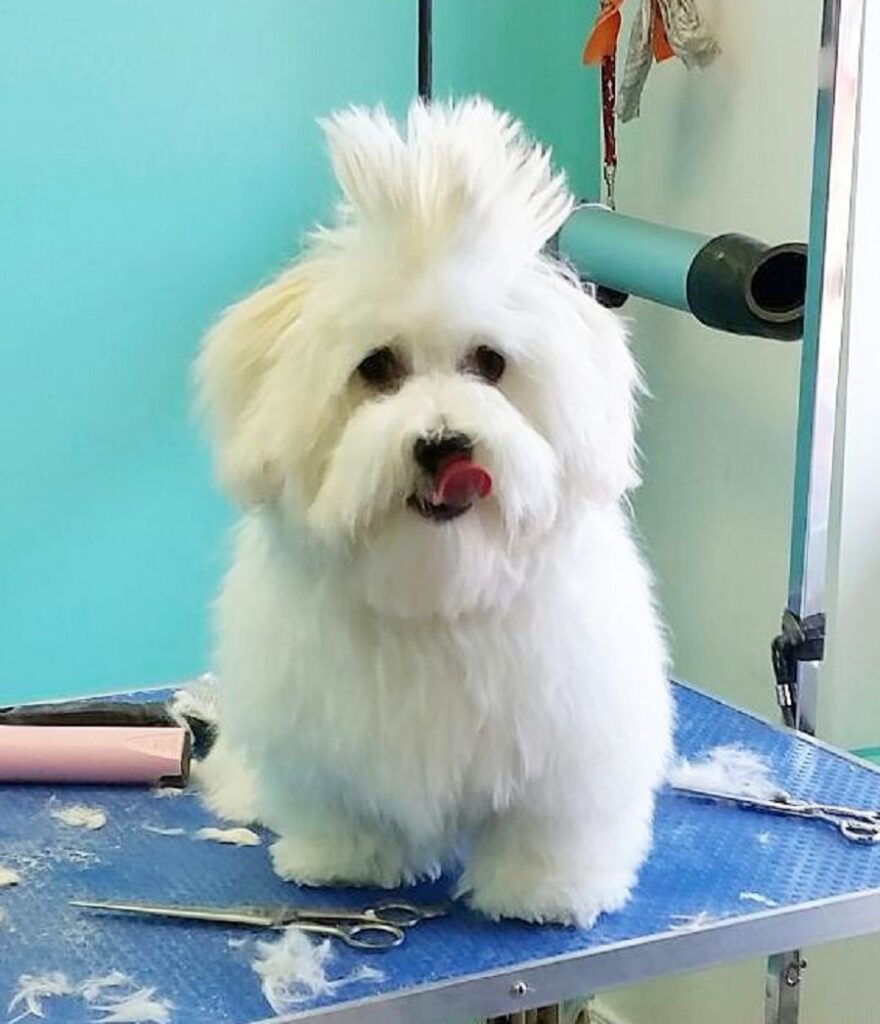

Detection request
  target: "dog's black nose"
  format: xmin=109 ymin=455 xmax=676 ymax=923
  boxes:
xmin=414 ymin=433 xmax=473 ymax=474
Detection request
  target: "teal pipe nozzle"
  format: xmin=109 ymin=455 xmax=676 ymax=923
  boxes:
xmin=558 ymin=207 xmax=807 ymax=341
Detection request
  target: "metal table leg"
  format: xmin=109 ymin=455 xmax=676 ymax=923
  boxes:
xmin=765 ymin=952 xmax=807 ymax=1024
xmin=488 ymin=1006 xmax=562 ymax=1024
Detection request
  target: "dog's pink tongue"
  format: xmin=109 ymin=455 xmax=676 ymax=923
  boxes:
xmin=432 ymin=454 xmax=493 ymax=508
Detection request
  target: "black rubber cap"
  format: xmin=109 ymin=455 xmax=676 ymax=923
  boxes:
xmin=687 ymin=234 xmax=808 ymax=341
xmin=595 ymin=285 xmax=630 ymax=309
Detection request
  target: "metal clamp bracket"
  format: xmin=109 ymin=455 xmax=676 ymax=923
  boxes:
xmin=771 ymin=610 xmax=826 ymax=728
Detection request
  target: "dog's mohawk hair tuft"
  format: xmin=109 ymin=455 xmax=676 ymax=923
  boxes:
xmin=319 ymin=98 xmax=572 ymax=269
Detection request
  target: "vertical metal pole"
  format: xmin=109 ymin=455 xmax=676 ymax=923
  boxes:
xmin=765 ymin=952 xmax=807 ymax=1024
xmin=783 ymin=0 xmax=865 ymax=738
xmin=418 ymin=0 xmax=433 ymax=100
xmin=767 ymin=1 xmax=866 ymax=1022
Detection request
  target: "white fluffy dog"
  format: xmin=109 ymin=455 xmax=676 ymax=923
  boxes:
xmin=195 ymin=99 xmax=673 ymax=927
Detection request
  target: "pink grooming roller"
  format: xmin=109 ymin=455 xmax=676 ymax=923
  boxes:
xmin=0 ymin=700 xmax=191 ymax=785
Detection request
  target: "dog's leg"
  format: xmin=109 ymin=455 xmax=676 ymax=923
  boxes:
xmin=190 ymin=735 xmax=260 ymax=824
xmin=268 ymin=805 xmax=416 ymax=889
xmin=195 ymin=742 xmax=421 ymax=886
xmin=459 ymin=793 xmax=655 ymax=927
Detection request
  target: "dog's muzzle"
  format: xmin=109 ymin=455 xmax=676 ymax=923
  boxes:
xmin=408 ymin=433 xmax=493 ymax=522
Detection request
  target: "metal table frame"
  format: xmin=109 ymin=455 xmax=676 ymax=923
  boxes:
xmin=769 ymin=0 xmax=866 ymax=1022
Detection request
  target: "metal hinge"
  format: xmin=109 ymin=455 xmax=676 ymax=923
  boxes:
xmin=771 ymin=609 xmax=826 ymax=728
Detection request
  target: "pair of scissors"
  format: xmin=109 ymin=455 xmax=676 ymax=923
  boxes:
xmin=70 ymin=898 xmax=446 ymax=950
xmin=672 ymin=785 xmax=880 ymax=844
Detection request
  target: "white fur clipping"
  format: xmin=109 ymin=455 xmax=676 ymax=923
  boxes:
xmin=50 ymin=803 xmax=107 ymax=830
xmin=9 ymin=971 xmax=171 ymax=1023
xmin=142 ymin=826 xmax=186 ymax=837
xmin=740 ymin=891 xmax=778 ymax=908
xmin=0 ymin=865 xmax=21 ymax=887
xmin=92 ymin=988 xmax=172 ymax=1023
xmin=78 ymin=972 xmax=131 ymax=1002
xmin=195 ymin=826 xmax=261 ymax=846
xmin=669 ymin=910 xmax=716 ymax=931
xmin=668 ymin=745 xmax=781 ymax=801
xmin=251 ymin=927 xmax=383 ymax=1013
xmin=8 ymin=972 xmax=73 ymax=1023
xmin=252 ymin=929 xmax=334 ymax=1011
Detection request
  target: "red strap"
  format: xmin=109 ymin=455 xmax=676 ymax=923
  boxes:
xmin=600 ymin=54 xmax=617 ymax=171
xmin=584 ymin=2 xmax=622 ymax=207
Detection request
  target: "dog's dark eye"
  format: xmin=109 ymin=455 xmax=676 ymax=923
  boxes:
xmin=356 ymin=346 xmax=404 ymax=390
xmin=467 ymin=345 xmax=506 ymax=384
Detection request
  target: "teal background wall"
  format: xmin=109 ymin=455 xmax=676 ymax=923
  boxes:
xmin=0 ymin=1 xmax=597 ymax=703
xmin=434 ymin=1 xmax=599 ymax=200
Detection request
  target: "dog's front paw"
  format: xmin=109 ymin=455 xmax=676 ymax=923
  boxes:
xmin=460 ymin=854 xmax=634 ymax=928
xmin=270 ymin=829 xmax=411 ymax=889
xmin=191 ymin=738 xmax=260 ymax=824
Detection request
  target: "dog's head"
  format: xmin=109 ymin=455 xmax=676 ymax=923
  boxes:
xmin=197 ymin=100 xmax=640 ymax=618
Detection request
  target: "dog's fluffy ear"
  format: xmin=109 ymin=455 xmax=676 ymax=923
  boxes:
xmin=580 ymin=303 xmax=642 ymax=504
xmin=196 ymin=265 xmax=311 ymax=505
xmin=535 ymin=265 xmax=642 ymax=507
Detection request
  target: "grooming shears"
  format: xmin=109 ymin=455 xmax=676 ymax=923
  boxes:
xmin=672 ymin=785 xmax=880 ymax=844
xmin=70 ymin=898 xmax=447 ymax=950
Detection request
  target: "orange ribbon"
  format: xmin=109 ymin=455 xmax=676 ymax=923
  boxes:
xmin=582 ymin=0 xmax=624 ymax=64
xmin=652 ymin=1 xmax=675 ymax=61
xmin=582 ymin=0 xmax=674 ymax=66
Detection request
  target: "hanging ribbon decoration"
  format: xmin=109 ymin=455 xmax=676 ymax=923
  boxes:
xmin=583 ymin=0 xmax=626 ymax=209
xmin=583 ymin=0 xmax=719 ymax=208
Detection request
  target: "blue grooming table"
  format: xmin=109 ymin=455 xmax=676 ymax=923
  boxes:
xmin=2 ymin=683 xmax=880 ymax=1023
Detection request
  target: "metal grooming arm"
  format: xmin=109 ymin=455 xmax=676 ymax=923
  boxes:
xmin=559 ymin=208 xmax=808 ymax=341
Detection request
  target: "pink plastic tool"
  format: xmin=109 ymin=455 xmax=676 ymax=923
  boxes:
xmin=0 ymin=724 xmax=190 ymax=785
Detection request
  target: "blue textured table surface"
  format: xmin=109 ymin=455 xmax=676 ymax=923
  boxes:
xmin=2 ymin=683 xmax=880 ymax=1024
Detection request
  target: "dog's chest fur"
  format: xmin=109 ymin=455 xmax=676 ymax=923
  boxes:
xmin=218 ymin=516 xmax=614 ymax=838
